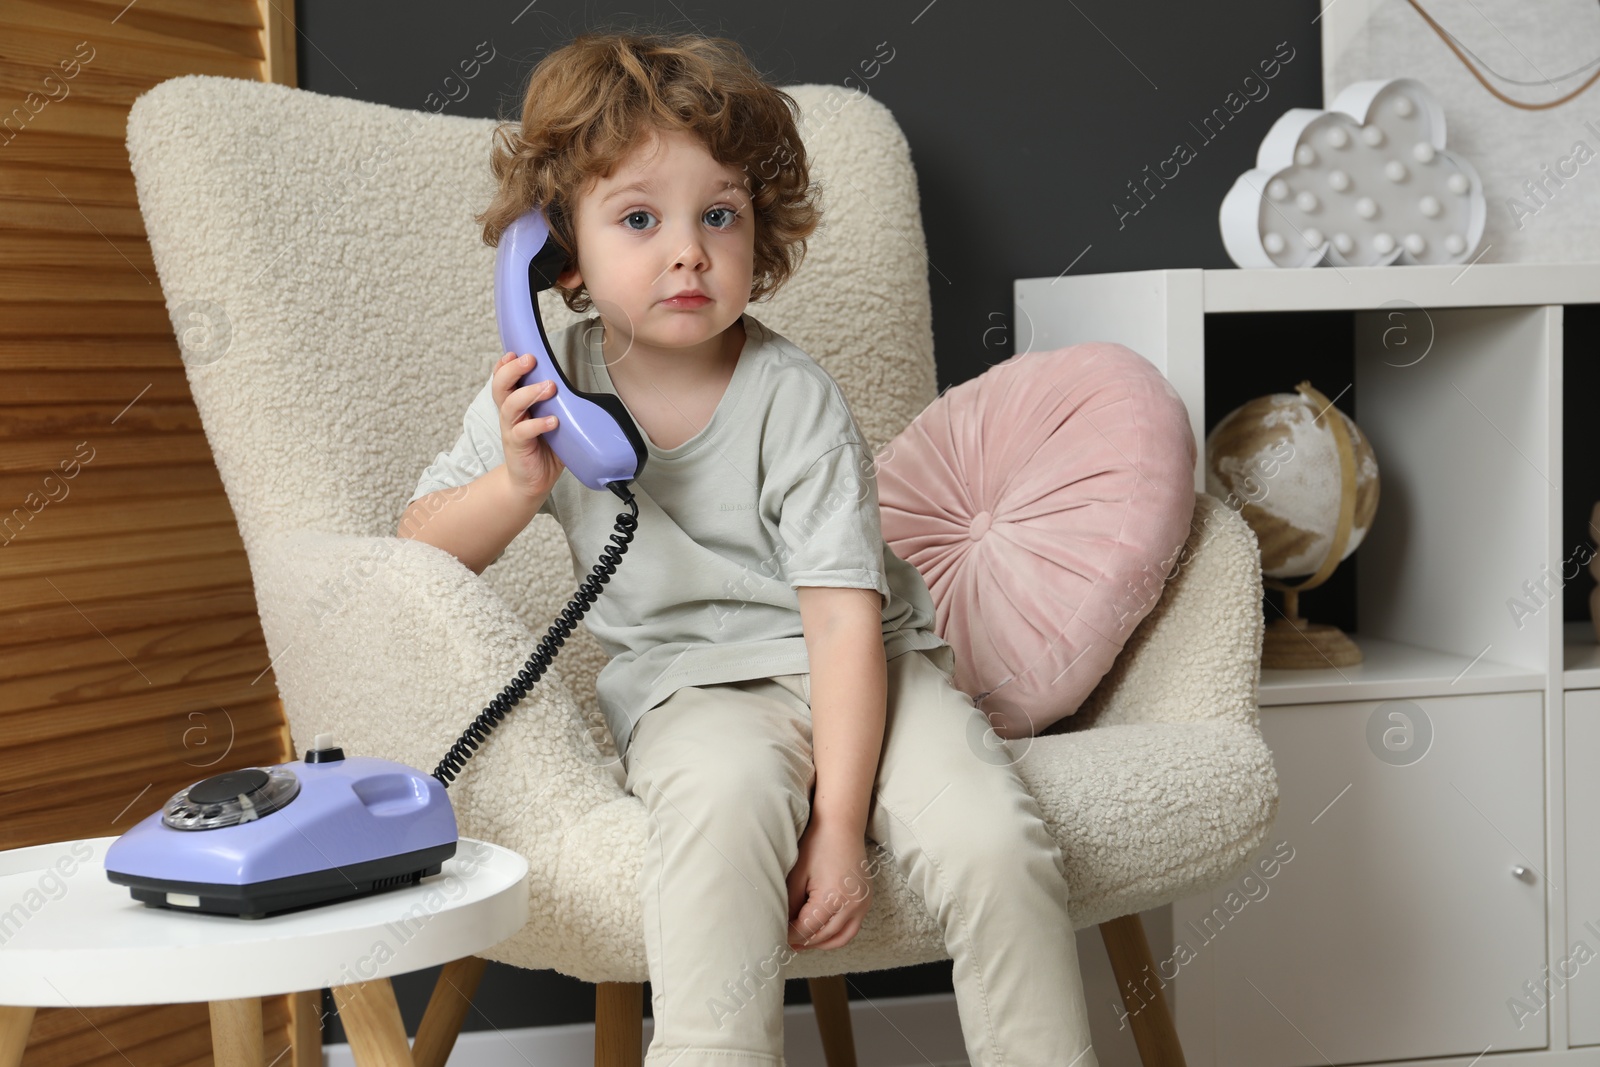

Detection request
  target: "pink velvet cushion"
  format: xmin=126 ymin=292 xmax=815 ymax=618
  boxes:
xmin=878 ymin=342 xmax=1197 ymax=738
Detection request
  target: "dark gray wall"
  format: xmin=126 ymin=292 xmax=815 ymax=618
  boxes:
xmin=295 ymin=0 xmax=1327 ymax=1042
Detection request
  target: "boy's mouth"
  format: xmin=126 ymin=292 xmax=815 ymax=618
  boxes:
xmin=661 ymin=291 xmax=711 ymax=308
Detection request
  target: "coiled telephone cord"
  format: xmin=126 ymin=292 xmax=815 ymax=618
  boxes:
xmin=432 ymin=481 xmax=638 ymax=787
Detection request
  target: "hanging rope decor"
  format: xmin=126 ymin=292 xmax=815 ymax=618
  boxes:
xmin=1405 ymin=0 xmax=1600 ymax=110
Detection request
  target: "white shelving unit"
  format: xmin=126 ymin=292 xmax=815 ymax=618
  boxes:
xmin=1016 ymin=263 xmax=1600 ymax=1065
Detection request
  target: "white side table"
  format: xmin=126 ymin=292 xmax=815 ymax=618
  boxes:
xmin=0 ymin=835 xmax=528 ymax=1066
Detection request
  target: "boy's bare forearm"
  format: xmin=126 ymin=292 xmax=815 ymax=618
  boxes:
xmin=805 ymin=620 xmax=888 ymax=835
xmin=397 ymin=464 xmax=545 ymax=575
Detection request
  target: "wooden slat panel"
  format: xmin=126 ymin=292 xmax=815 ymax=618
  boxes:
xmin=0 ymin=231 xmax=157 ymax=273
xmin=0 ymin=53 xmax=140 ymax=115
xmin=0 ymin=588 xmax=256 ymax=647
xmin=0 ymin=700 xmax=279 ymax=812
xmin=0 ymin=551 xmax=250 ymax=615
xmin=0 ymin=494 xmax=242 ymax=556
xmin=0 ymin=337 xmax=185 ymax=369
xmin=23 ymin=1004 xmax=212 ymax=1062
xmin=0 ymin=303 xmax=186 ymax=337
xmin=0 ymin=723 xmax=300 ymax=826
xmin=2 ymin=723 xmax=288 ymax=825
xmin=8 ymin=640 xmax=271 ymax=716
xmin=10 ymin=688 xmax=283 ymax=772
xmin=61 ymin=6 xmax=266 ymax=64
xmin=0 ymin=401 xmax=201 ymax=437
xmin=0 ymin=464 xmax=219 ymax=505
xmin=3 ymin=518 xmax=243 ymax=575
xmin=2 ymin=368 xmax=189 ymax=404
xmin=0 ymin=463 xmax=222 ymax=508
xmin=2 ymin=751 xmax=308 ymax=849
xmin=2 ymin=5 xmax=302 ymax=1063
xmin=2 ymin=4 xmax=265 ymax=71
xmin=0 ymin=612 xmax=262 ymax=683
xmin=0 ymin=60 xmax=156 ymax=113
xmin=0 ymin=131 xmax=140 ymax=169
xmin=11 ymin=717 xmax=292 ymax=811
xmin=6 ymin=739 xmax=293 ymax=845
xmin=261 ymin=0 xmax=295 ymax=87
xmin=0 ymin=432 xmax=217 ymax=472
xmin=5 ymin=729 xmax=291 ymax=826
xmin=60 ymin=0 xmax=266 ymax=30
xmin=27 ymin=1002 xmax=199 ymax=1044
xmin=0 ymin=164 xmax=139 ymax=208
xmin=0 ymin=198 xmax=151 ymax=237
xmin=2 ymin=524 xmax=245 ymax=578
xmin=0 ymin=267 xmax=164 ymax=304
xmin=0 ymin=97 xmax=133 ymax=143
xmin=0 ymin=493 xmax=235 ymax=549
xmin=24 ymin=996 xmax=291 ymax=1067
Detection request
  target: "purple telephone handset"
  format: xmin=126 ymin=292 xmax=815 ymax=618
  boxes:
xmin=496 ymin=207 xmax=648 ymax=491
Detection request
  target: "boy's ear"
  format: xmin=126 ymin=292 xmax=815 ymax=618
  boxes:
xmin=555 ymin=259 xmax=581 ymax=289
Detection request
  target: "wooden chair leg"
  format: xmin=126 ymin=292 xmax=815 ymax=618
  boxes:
xmin=807 ymin=975 xmax=858 ymax=1067
xmin=0 ymin=1007 xmax=34 ymax=1067
xmin=595 ymin=981 xmax=643 ymax=1067
xmin=413 ymin=956 xmax=488 ymax=1067
xmin=1100 ymin=912 xmax=1187 ymax=1067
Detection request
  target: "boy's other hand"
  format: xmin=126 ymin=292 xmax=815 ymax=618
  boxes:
xmin=786 ymin=818 xmax=873 ymax=952
xmin=494 ymin=351 xmax=567 ymax=502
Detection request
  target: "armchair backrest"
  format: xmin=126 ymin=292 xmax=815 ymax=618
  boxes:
xmin=125 ymin=75 xmax=938 ymax=570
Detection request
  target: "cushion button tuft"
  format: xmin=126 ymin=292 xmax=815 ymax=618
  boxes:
xmin=968 ymin=510 xmax=992 ymax=541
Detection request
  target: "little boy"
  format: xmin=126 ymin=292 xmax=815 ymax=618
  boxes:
xmin=399 ymin=28 xmax=1099 ymax=1067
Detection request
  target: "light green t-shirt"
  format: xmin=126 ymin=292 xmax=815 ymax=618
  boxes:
xmin=409 ymin=311 xmax=948 ymax=759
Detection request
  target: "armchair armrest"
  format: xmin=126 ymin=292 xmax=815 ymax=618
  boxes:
xmin=249 ymin=529 xmax=627 ymax=847
xmin=1073 ymin=493 xmax=1265 ymax=732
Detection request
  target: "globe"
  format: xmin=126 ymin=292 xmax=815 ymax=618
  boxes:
xmin=1206 ymin=390 xmax=1379 ymax=579
xmin=1205 ymin=382 xmax=1381 ymax=669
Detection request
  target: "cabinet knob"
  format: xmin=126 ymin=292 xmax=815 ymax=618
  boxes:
xmin=1512 ymin=865 xmax=1535 ymax=882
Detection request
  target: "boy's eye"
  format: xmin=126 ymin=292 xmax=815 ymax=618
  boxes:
xmin=619 ymin=208 xmax=740 ymax=231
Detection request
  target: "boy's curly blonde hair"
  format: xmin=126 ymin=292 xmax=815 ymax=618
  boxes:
xmin=475 ymin=29 xmax=822 ymax=314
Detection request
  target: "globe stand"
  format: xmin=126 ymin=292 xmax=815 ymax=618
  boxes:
xmin=1260 ymin=381 xmax=1365 ymax=670
xmin=1263 ymin=586 xmax=1364 ymax=668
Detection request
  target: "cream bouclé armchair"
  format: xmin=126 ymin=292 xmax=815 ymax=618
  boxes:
xmin=126 ymin=74 xmax=1277 ymax=1067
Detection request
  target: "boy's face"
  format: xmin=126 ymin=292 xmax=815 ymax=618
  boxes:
xmin=556 ymin=126 xmax=755 ymax=354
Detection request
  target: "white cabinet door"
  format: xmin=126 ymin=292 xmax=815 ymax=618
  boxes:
xmin=1195 ymin=692 xmax=1546 ymax=1065
xmin=1567 ymin=689 xmax=1600 ymax=1047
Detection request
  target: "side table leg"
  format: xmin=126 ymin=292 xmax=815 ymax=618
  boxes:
xmin=413 ymin=956 xmax=487 ymax=1067
xmin=210 ymin=998 xmax=265 ymax=1067
xmin=288 ymin=989 xmax=324 ymax=1067
xmin=0 ymin=1006 xmax=34 ymax=1067
xmin=333 ymin=978 xmax=414 ymax=1066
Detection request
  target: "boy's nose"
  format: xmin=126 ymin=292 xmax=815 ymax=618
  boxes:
xmin=663 ymin=219 xmax=710 ymax=266
xmin=671 ymin=236 xmax=708 ymax=269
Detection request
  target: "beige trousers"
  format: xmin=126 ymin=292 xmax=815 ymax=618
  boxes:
xmin=620 ymin=644 xmax=1100 ymax=1067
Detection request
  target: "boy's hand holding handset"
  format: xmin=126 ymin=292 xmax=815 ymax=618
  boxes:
xmin=495 ymin=350 xmax=566 ymax=503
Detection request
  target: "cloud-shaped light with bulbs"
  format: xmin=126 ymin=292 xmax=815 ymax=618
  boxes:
xmin=1220 ymin=78 xmax=1486 ymax=268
